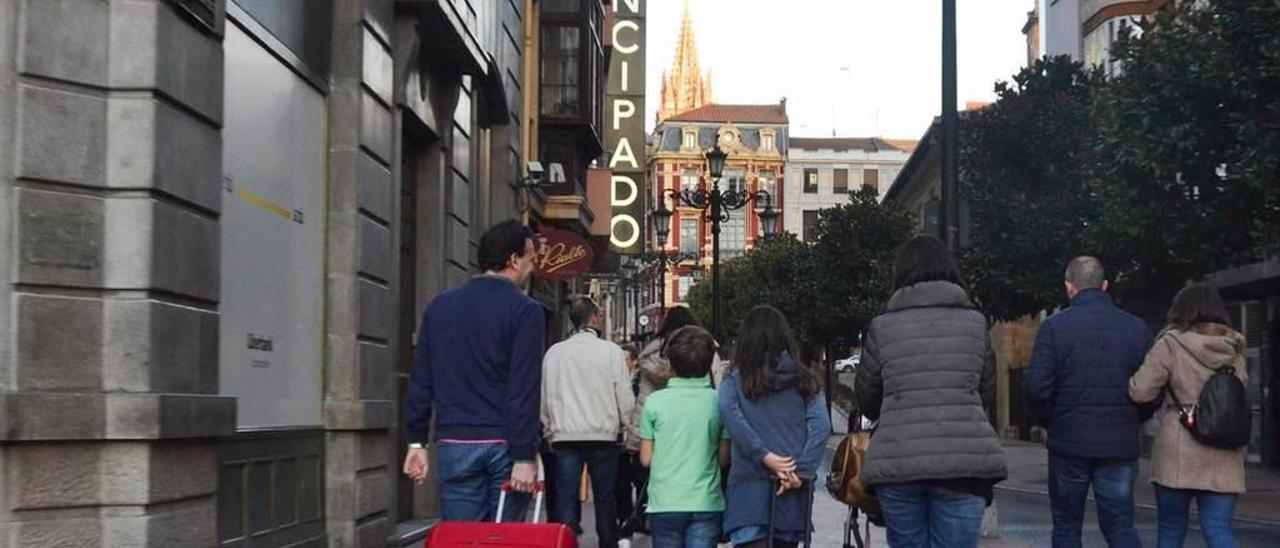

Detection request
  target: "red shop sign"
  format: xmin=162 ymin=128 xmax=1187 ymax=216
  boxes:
xmin=535 ymin=228 xmax=595 ymax=281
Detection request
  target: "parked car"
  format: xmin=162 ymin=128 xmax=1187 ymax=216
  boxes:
xmin=835 ymin=354 xmax=861 ymax=373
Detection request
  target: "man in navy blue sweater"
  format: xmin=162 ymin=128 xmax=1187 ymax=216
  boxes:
xmin=1026 ymin=256 xmax=1154 ymax=548
xmin=402 ymin=220 xmax=546 ymax=521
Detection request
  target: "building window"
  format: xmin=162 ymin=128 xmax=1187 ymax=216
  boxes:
xmin=589 ymin=1 xmax=604 ymax=132
xmin=1084 ymin=16 xmax=1143 ymax=75
xmin=803 ymin=168 xmax=819 ymax=194
xmin=542 ymin=0 xmax=580 ymax=12
xmin=680 ymin=218 xmax=699 ymax=254
xmin=724 ymin=168 xmax=746 ymax=195
xmin=681 ymin=169 xmax=700 ymax=193
xmin=880 ymin=167 xmax=898 ymax=189
xmin=757 ymin=170 xmax=777 ymax=202
xmin=762 ymin=133 xmax=775 ymax=151
xmin=923 ymin=198 xmax=941 ymax=235
xmin=539 ymin=0 xmax=605 ymax=130
xmin=683 ymin=131 xmax=697 ymax=149
xmin=802 ymin=210 xmax=819 ymax=242
xmin=834 ymin=169 xmax=849 ymax=194
xmin=721 ymin=216 xmax=745 ymax=259
xmin=678 ymin=275 xmax=692 ymax=300
xmin=863 ymin=168 xmax=879 ymax=193
xmin=540 ymin=25 xmax=580 ymax=117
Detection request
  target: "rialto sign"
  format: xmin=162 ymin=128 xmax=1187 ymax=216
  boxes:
xmin=606 ymin=0 xmax=646 ymax=254
xmin=536 ymin=228 xmax=595 ymax=282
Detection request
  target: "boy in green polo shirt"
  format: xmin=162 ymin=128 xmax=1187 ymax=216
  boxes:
xmin=640 ymin=325 xmax=731 ymax=548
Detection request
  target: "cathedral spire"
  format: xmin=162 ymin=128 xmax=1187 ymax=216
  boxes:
xmin=658 ymin=0 xmax=713 ymax=122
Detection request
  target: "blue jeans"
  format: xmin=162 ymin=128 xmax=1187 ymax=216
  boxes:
xmin=553 ymin=442 xmax=621 ymax=548
xmin=435 ymin=442 xmax=528 ymax=522
xmin=649 ymin=512 xmax=723 ymax=548
xmin=877 ymin=482 xmax=986 ymax=548
xmin=1154 ymin=484 xmax=1238 ymax=548
xmin=1048 ymin=453 xmax=1140 ymax=548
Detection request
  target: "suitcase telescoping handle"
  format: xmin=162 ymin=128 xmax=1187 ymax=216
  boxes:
xmin=496 ymin=481 xmax=546 ymax=524
xmin=768 ymin=475 xmax=815 ymax=548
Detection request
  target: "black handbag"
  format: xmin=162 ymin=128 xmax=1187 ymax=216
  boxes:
xmin=1166 ymin=335 xmax=1252 ymax=450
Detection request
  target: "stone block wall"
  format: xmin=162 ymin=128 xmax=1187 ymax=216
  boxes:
xmin=489 ymin=0 xmax=529 ymax=226
xmin=0 ymin=0 xmax=234 ymax=545
xmin=324 ymin=0 xmax=397 ymax=545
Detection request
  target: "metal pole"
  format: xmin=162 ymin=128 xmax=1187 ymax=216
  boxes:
xmin=711 ymin=189 xmax=722 ymax=342
xmin=622 ymin=284 xmax=629 ymax=342
xmin=824 ymin=345 xmax=834 ymax=433
xmin=941 ymin=0 xmax=959 ymax=251
xmin=659 ymin=262 xmax=666 ymax=323
xmin=632 ymin=285 xmax=640 ymax=341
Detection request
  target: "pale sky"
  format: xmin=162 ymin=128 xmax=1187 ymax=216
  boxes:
xmin=643 ymin=0 xmax=1033 ymax=140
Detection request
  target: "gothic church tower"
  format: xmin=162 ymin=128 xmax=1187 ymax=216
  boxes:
xmin=658 ymin=1 xmax=714 ymax=122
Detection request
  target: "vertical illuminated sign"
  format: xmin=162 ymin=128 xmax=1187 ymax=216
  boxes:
xmin=606 ymin=0 xmax=646 ymax=253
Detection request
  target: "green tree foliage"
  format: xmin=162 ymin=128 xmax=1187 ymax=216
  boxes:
xmin=685 ymin=233 xmax=814 ymax=348
xmin=808 ymin=187 xmax=916 ymax=346
xmin=959 ymin=56 xmax=1098 ymax=321
xmin=686 ymin=189 xmax=913 ymax=354
xmin=957 ymin=0 xmax=1279 ymax=319
xmin=1086 ymin=0 xmax=1280 ymax=303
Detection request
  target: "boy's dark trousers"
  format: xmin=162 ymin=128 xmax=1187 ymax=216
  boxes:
xmin=615 ymin=450 xmax=647 ymax=531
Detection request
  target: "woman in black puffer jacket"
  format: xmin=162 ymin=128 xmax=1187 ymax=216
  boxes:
xmin=854 ymin=235 xmax=1007 ymax=548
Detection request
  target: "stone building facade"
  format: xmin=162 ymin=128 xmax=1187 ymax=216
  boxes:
xmin=645 ymin=102 xmax=789 ymax=319
xmin=1037 ymin=0 xmax=1172 ymax=72
xmin=784 ymin=137 xmax=912 ymax=241
xmin=0 ymin=0 xmax=611 ymax=546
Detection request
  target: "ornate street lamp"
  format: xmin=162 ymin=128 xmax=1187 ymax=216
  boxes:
xmin=650 ymin=137 xmax=780 ymax=340
xmin=638 ymin=214 xmax=698 ymax=321
xmin=705 ymin=142 xmax=728 ymax=180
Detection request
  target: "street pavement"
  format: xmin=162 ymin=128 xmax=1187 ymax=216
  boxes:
xmin=565 ymin=370 xmax=1280 ymax=546
xmin=574 ymin=437 xmax=1280 ymax=547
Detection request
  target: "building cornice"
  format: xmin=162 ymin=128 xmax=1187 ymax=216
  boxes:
xmin=1082 ymin=1 xmax=1160 ymax=36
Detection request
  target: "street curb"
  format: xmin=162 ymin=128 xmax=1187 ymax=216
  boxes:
xmin=993 ymin=485 xmax=1280 ymax=529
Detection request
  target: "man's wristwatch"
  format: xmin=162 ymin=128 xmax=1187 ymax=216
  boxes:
xmin=408 ymin=443 xmax=425 ymax=450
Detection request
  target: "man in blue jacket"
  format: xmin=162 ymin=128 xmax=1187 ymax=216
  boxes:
xmin=1026 ymin=256 xmax=1153 ymax=548
xmin=402 ymin=220 xmax=546 ymax=521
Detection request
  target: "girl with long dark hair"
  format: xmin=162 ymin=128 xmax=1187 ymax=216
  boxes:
xmin=719 ymin=305 xmax=830 ymax=547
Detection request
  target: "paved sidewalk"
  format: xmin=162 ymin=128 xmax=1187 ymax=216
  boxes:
xmin=574 ymin=436 xmax=1280 ymax=547
xmin=1000 ymin=440 xmax=1280 ymax=526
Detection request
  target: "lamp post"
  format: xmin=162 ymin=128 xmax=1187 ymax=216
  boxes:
xmin=651 ymin=140 xmax=780 ymax=340
xmin=941 ymin=0 xmax=959 ymax=250
xmin=620 ymin=259 xmax=638 ymax=341
xmin=634 ymin=246 xmax=699 ymax=326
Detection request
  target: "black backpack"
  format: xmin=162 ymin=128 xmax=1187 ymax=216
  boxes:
xmin=1167 ymin=336 xmax=1251 ymax=450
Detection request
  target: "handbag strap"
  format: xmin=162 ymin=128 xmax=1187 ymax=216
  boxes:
xmin=1161 ymin=333 xmax=1234 ymax=411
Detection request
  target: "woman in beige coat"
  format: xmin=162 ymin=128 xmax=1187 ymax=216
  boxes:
xmin=1130 ymin=283 xmax=1247 ymax=548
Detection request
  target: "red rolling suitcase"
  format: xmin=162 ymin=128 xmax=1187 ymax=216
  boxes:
xmin=426 ymin=481 xmax=577 ymax=548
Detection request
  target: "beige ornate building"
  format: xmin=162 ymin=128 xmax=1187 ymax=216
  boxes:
xmin=644 ymin=102 xmax=789 ymax=326
xmin=658 ymin=2 xmax=714 ymax=123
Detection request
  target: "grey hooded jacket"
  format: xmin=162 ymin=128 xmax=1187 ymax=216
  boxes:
xmin=854 ymin=281 xmax=1008 ymax=488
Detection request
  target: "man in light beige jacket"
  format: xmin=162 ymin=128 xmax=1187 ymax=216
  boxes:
xmin=541 ymin=296 xmax=634 ymax=548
